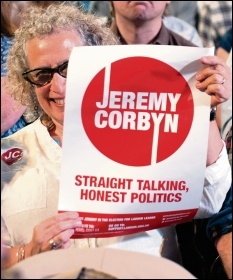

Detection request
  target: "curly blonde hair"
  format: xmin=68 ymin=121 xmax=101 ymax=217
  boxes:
xmin=6 ymin=2 xmax=119 ymax=113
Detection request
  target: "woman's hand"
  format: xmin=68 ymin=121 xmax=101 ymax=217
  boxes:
xmin=195 ymin=55 xmax=232 ymax=107
xmin=26 ymin=211 xmax=81 ymax=257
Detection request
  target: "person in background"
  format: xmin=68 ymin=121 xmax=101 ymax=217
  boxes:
xmin=165 ymin=1 xmax=198 ymax=28
xmin=88 ymin=1 xmax=112 ymax=17
xmin=76 ymin=1 xmax=92 ymax=13
xmin=206 ymin=182 xmax=232 ymax=279
xmin=87 ymin=1 xmax=203 ymax=46
xmin=163 ymin=9 xmax=202 ymax=47
xmin=109 ymin=1 xmax=203 ymax=47
xmin=162 ymin=1 xmax=202 ymax=46
xmin=216 ymin=28 xmax=232 ymax=61
xmin=209 ymin=30 xmax=232 ymax=276
xmin=1 ymin=1 xmax=27 ymax=137
xmin=1 ymin=1 xmax=231 ymax=272
xmin=215 ymin=28 xmax=232 ymax=139
xmin=1 ymin=1 xmax=54 ymax=138
xmin=197 ymin=1 xmax=232 ymax=48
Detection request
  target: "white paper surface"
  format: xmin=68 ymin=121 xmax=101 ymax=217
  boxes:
xmin=59 ymin=45 xmax=214 ymax=238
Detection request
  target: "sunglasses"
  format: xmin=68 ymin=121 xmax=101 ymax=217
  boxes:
xmin=22 ymin=61 xmax=69 ymax=86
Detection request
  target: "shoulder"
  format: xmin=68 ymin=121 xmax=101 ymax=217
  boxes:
xmin=163 ymin=16 xmax=202 ymax=47
xmin=164 ymin=25 xmax=197 ymax=47
xmin=1 ymin=117 xmax=27 ymax=138
xmin=1 ymin=118 xmax=42 ymax=144
xmin=1 ymin=119 xmax=48 ymax=168
xmin=156 ymin=23 xmax=197 ymax=47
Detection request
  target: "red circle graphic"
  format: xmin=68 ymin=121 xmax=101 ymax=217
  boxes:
xmin=82 ymin=57 xmax=193 ymax=166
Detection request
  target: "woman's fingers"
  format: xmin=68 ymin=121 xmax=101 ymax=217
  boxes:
xmin=195 ymin=55 xmax=231 ymax=107
xmin=30 ymin=212 xmax=81 ymax=254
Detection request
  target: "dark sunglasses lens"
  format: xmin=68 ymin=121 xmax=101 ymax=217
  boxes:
xmin=59 ymin=63 xmax=68 ymax=77
xmin=23 ymin=62 xmax=68 ymax=86
xmin=27 ymin=70 xmax=52 ymax=86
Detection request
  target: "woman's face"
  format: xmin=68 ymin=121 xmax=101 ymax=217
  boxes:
xmin=26 ymin=30 xmax=83 ymax=126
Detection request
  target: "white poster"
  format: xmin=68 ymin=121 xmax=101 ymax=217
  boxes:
xmin=59 ymin=45 xmax=214 ymax=238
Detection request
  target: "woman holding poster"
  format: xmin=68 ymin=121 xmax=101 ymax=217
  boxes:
xmin=1 ymin=2 xmax=231 ymax=273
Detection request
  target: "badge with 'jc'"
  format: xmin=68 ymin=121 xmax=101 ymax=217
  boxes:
xmin=1 ymin=148 xmax=23 ymax=165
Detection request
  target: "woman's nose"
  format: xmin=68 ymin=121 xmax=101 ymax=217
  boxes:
xmin=50 ymin=73 xmax=66 ymax=93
